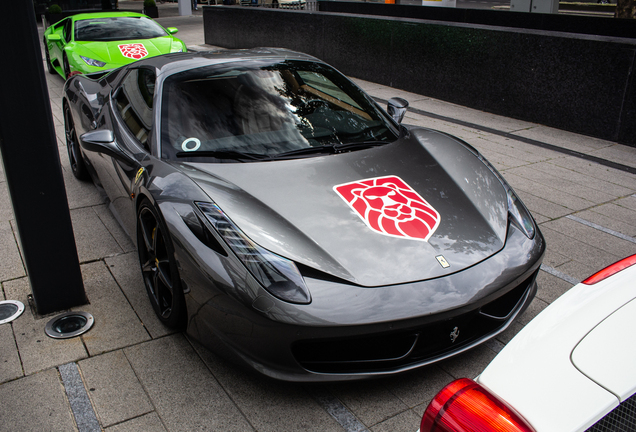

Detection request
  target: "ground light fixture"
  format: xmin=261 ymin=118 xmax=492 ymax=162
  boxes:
xmin=0 ymin=300 xmax=25 ymax=324
xmin=44 ymin=311 xmax=94 ymax=339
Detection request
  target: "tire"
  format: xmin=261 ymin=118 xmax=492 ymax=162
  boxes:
xmin=63 ymin=103 xmax=89 ymax=180
xmin=63 ymin=53 xmax=70 ymax=80
xmin=44 ymin=40 xmax=56 ymax=75
xmin=137 ymin=199 xmax=186 ymax=329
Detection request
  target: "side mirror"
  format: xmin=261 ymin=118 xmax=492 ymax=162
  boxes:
xmin=387 ymin=97 xmax=409 ymax=124
xmin=166 ymin=27 xmax=179 ymax=35
xmin=46 ymin=33 xmax=62 ymax=42
xmin=79 ymin=130 xmax=125 ymax=160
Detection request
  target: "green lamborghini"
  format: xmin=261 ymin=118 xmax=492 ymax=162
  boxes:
xmin=43 ymin=11 xmax=187 ymax=79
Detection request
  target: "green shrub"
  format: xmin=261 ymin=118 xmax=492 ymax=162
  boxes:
xmin=143 ymin=0 xmax=156 ymax=7
xmin=48 ymin=4 xmax=62 ymax=13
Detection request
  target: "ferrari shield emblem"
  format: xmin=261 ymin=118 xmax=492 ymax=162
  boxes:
xmin=436 ymin=255 xmax=450 ymax=268
xmin=334 ymin=175 xmax=441 ymax=242
xmin=118 ymin=43 xmax=148 ymax=60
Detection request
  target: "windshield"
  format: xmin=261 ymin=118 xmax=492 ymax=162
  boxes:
xmin=74 ymin=17 xmax=167 ymax=42
xmin=160 ymin=60 xmax=399 ymax=162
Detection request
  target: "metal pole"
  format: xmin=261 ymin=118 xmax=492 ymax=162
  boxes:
xmin=0 ymin=1 xmax=87 ymax=314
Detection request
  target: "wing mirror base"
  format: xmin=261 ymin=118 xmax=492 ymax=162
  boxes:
xmin=387 ymin=97 xmax=409 ymax=124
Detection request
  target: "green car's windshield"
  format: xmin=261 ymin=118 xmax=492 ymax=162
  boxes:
xmin=75 ymin=17 xmax=167 ymax=42
xmin=160 ymin=60 xmax=399 ymax=162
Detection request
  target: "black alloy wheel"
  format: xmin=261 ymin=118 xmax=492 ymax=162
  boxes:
xmin=137 ymin=199 xmax=186 ymax=329
xmin=63 ymin=103 xmax=89 ymax=180
xmin=44 ymin=41 xmax=56 ymax=75
xmin=63 ymin=53 xmax=71 ymax=79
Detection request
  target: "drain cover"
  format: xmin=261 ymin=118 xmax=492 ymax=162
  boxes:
xmin=0 ymin=300 xmax=24 ymax=324
xmin=45 ymin=311 xmax=94 ymax=339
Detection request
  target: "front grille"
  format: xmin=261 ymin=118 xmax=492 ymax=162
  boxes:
xmin=293 ymin=269 xmax=538 ymax=374
xmin=586 ymin=392 xmax=636 ymax=432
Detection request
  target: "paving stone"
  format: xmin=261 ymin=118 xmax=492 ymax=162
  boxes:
xmin=0 ymin=181 xmax=16 ymax=223
xmin=573 ymin=209 xmax=636 ymax=238
xmin=550 ymin=156 xmax=636 ymax=191
xmin=94 ymin=204 xmax=136 ymax=253
xmin=370 ymin=408 xmax=421 ymax=432
xmin=514 ymin=190 xmax=571 ymax=220
xmin=616 ymin=195 xmax=636 ymax=211
xmin=0 ymin=220 xmax=25 ymax=281
xmin=327 ymin=378 xmax=410 ymax=427
xmin=125 ymin=334 xmax=254 ymax=432
xmin=472 ymin=133 xmax=557 ymax=164
xmin=60 ymin=166 xmax=105 ymax=210
xmin=530 ymin=161 xmax=635 ymax=198
xmin=590 ymin=202 xmax=636 ymax=228
xmin=535 ymin=270 xmax=575 ymax=304
xmin=503 ymin=172 xmax=596 ymax=212
xmin=79 ymin=350 xmax=153 ymax=428
xmin=0 ymin=321 xmax=23 ymax=384
xmin=0 ymin=369 xmax=77 ymax=431
xmin=384 ymin=365 xmax=454 ymax=409
xmin=105 ymin=253 xmax=173 ymax=340
xmin=539 ymin=225 xmax=622 ymax=271
xmin=191 ymin=339 xmax=343 ymax=432
xmin=507 ymin=164 xmax=619 ymax=205
xmin=105 ymin=413 xmax=167 ymax=432
xmin=514 ymin=125 xmax=614 ymax=153
xmin=70 ymin=206 xmax=124 ymax=263
xmin=542 ymin=218 xmax=636 ymax=260
xmin=589 ymin=143 xmax=636 ymax=169
xmin=540 ymin=247 xmax=572 ymax=268
xmin=79 ymin=261 xmax=151 ymax=356
xmin=4 ymin=277 xmax=88 ymax=376
xmin=476 ymin=146 xmax=531 ymax=171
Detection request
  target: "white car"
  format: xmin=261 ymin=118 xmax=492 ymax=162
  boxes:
xmin=420 ymin=254 xmax=636 ymax=432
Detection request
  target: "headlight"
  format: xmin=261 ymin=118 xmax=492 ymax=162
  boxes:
xmin=171 ymin=46 xmax=184 ymax=53
xmin=479 ymin=154 xmax=535 ymax=239
xmin=80 ymin=56 xmax=106 ymax=67
xmin=507 ymin=189 xmax=535 ymax=239
xmin=196 ymin=202 xmax=311 ymax=304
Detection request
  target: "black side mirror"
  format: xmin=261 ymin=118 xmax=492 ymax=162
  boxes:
xmin=79 ymin=130 xmax=124 ymax=160
xmin=387 ymin=97 xmax=409 ymax=124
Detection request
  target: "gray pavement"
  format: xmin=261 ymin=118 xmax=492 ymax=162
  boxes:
xmin=1 ymin=8 xmax=635 ymax=431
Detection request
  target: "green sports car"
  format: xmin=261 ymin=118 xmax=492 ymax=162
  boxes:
xmin=43 ymin=11 xmax=187 ymax=79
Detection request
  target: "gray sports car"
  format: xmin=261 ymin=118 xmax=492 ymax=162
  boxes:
xmin=63 ymin=48 xmax=545 ymax=381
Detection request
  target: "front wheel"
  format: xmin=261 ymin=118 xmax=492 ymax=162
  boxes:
xmin=63 ymin=53 xmax=71 ymax=79
xmin=44 ymin=40 xmax=56 ymax=75
xmin=63 ymin=103 xmax=89 ymax=180
xmin=137 ymin=199 xmax=186 ymax=329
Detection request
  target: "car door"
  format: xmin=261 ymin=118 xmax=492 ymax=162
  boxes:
xmin=90 ymin=67 xmax=157 ymax=238
xmin=47 ymin=18 xmax=69 ymax=68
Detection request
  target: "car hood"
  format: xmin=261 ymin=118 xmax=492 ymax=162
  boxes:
xmin=74 ymin=37 xmax=175 ymax=65
xmin=183 ymin=128 xmax=508 ymax=287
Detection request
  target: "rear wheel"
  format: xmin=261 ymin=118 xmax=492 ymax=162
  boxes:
xmin=137 ymin=199 xmax=186 ymax=329
xmin=63 ymin=103 xmax=89 ymax=180
xmin=44 ymin=40 xmax=56 ymax=75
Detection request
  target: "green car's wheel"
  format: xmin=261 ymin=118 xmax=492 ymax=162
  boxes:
xmin=63 ymin=53 xmax=71 ymax=79
xmin=44 ymin=40 xmax=56 ymax=75
xmin=63 ymin=103 xmax=89 ymax=180
xmin=137 ymin=199 xmax=186 ymax=329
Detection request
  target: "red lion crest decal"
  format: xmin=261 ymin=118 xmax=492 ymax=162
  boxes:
xmin=334 ymin=176 xmax=441 ymax=241
xmin=118 ymin=43 xmax=148 ymax=60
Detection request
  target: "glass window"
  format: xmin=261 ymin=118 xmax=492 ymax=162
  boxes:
xmin=115 ymin=68 xmax=156 ymax=152
xmin=75 ymin=17 xmax=167 ymax=42
xmin=160 ymin=60 xmax=398 ymax=162
xmin=63 ymin=19 xmax=72 ymax=42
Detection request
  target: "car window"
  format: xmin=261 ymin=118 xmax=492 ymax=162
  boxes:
xmin=63 ymin=19 xmax=73 ymax=42
xmin=75 ymin=17 xmax=167 ymax=42
xmin=115 ymin=68 xmax=156 ymax=152
xmin=160 ymin=60 xmax=398 ymax=162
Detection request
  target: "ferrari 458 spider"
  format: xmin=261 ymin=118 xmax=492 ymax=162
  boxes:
xmin=44 ymin=11 xmax=186 ymax=79
xmin=63 ymin=48 xmax=545 ymax=381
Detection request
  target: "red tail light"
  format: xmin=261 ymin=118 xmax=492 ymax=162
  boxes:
xmin=583 ymin=254 xmax=636 ymax=285
xmin=420 ymin=378 xmax=535 ymax=432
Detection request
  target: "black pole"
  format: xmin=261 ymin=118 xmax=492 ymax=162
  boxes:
xmin=0 ymin=1 xmax=87 ymax=314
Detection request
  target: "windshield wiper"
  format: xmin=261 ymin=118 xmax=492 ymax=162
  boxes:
xmin=333 ymin=140 xmax=390 ymax=152
xmin=176 ymin=150 xmax=267 ymax=161
xmin=267 ymin=145 xmax=338 ymax=160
